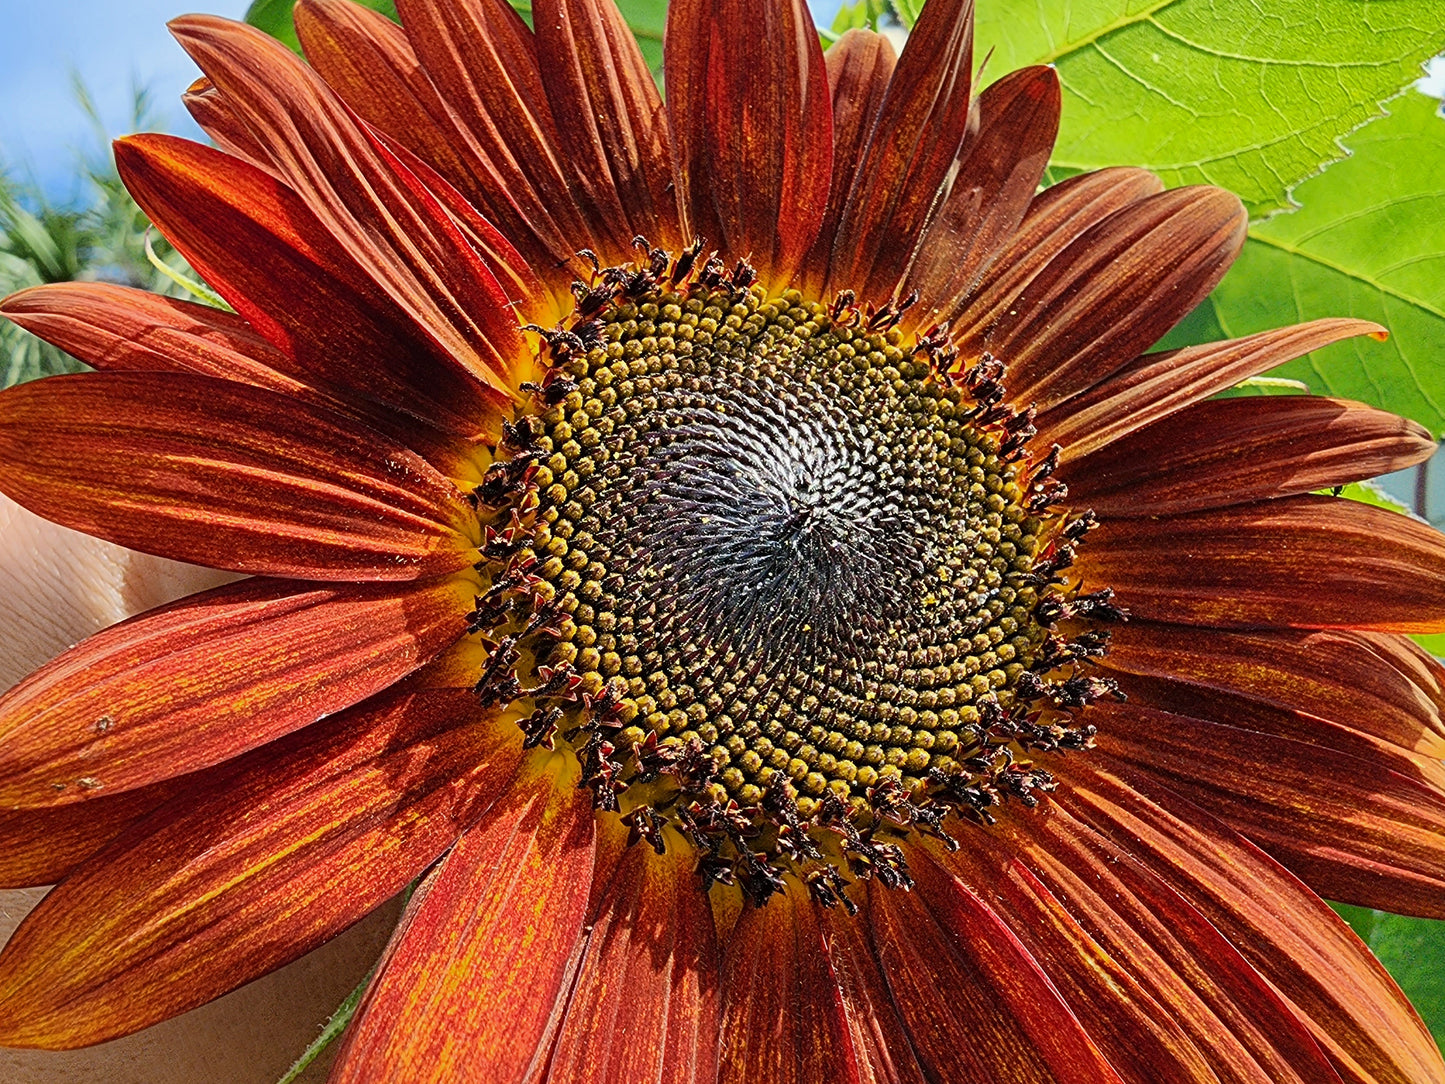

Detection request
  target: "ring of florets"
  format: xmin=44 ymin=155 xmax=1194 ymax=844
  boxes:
xmin=464 ymin=239 xmax=1122 ymax=908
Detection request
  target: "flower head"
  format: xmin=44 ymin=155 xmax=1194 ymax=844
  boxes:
xmin=1 ymin=0 xmax=1444 ymax=1079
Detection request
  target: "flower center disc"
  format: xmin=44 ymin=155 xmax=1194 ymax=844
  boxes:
xmin=476 ymin=262 xmax=1111 ymax=905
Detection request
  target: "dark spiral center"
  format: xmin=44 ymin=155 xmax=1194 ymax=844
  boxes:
xmin=514 ymin=285 xmax=1052 ymax=819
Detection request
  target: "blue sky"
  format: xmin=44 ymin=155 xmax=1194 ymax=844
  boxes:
xmin=0 ymin=0 xmax=248 ymax=198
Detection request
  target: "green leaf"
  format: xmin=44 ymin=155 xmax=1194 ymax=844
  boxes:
xmin=832 ymin=0 xmax=892 ymax=33
xmin=893 ymin=0 xmax=925 ymax=28
xmin=974 ymin=0 xmax=1445 ymax=217
xmin=614 ymin=0 xmax=667 ymax=71
xmin=244 ymin=0 xmax=405 ymax=52
xmin=1209 ymin=91 xmax=1445 ymax=437
xmin=1332 ymin=903 xmax=1445 ymax=1052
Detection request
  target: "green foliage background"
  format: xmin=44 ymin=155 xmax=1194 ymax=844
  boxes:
xmin=1 ymin=0 xmax=1442 ymax=1064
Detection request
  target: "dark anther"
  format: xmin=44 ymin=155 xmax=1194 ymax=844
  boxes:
xmin=736 ymin=849 xmax=787 ymax=906
xmin=696 ymin=851 xmax=736 ymax=890
xmin=670 ymin=237 xmax=705 ymax=284
xmin=865 ymin=291 xmax=917 ymax=332
xmin=519 ymin=706 xmax=564 ymax=750
xmin=622 ymin=805 xmax=669 ymax=855
xmin=999 ymin=406 xmax=1039 ymax=460
xmin=475 ymin=454 xmax=537 ymax=507
xmin=580 ymin=736 xmax=627 ymax=811
xmin=805 ymin=867 xmax=858 ymax=913
xmin=1052 ymin=674 xmax=1123 ymax=708
xmin=475 ymin=636 xmax=521 ymax=707
xmin=1070 ymin=587 xmax=1127 ymax=623
xmin=729 ymin=259 xmax=758 ymax=295
xmin=697 ymin=254 xmax=727 ymax=288
xmin=574 ymin=247 xmax=602 ymax=278
xmin=527 ymin=664 xmax=582 ymax=703
xmin=500 ymin=416 xmax=539 ymax=451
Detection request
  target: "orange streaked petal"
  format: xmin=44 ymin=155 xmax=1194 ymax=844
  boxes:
xmin=947 ymin=166 xmax=1163 ymax=345
xmin=869 ymin=865 xmax=1126 ymax=1084
xmin=665 ymin=0 xmax=832 ymax=290
xmin=798 ymin=29 xmax=897 ymax=298
xmin=182 ymin=75 xmax=276 ymax=170
xmin=1093 ymin=704 xmax=1445 ymax=919
xmin=0 ymin=370 xmax=479 ymax=580
xmin=329 ymin=763 xmax=596 ymax=1084
xmin=0 ymin=575 xmax=472 ymax=807
xmin=1053 ymin=759 xmax=1445 ymax=1084
xmin=168 ymin=14 xmax=530 ymax=393
xmin=0 ymin=777 xmax=183 ymax=887
xmin=0 ymin=688 xmax=518 ymax=1049
xmin=549 ymin=842 xmax=720 ymax=1084
xmin=920 ymin=844 xmax=1220 ymax=1084
xmin=1101 ymin=623 xmax=1445 ymax=761
xmin=532 ymin=0 xmax=681 ymax=254
xmin=815 ymin=899 xmax=929 ymax=1084
xmin=393 ymin=0 xmax=595 ymax=269
xmin=719 ymin=889 xmax=855 ymax=1084
xmin=116 ymin=133 xmax=510 ymax=442
xmin=1037 ymin=318 xmax=1388 ymax=461
xmin=985 ymin=186 xmax=1247 ymax=411
xmin=903 ymin=65 xmax=1060 ymax=332
xmin=994 ymin=808 xmax=1344 ymax=1084
xmin=292 ymin=0 xmax=564 ymax=311
xmin=1082 ymin=494 xmax=1445 ymax=632
xmin=826 ymin=0 xmax=976 ymax=304
xmin=0 ymin=281 xmax=473 ymax=473
xmin=0 ymin=281 xmax=289 ymax=380
xmin=1064 ymin=395 xmax=1435 ymax=515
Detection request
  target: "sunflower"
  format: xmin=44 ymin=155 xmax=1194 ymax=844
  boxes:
xmin=1 ymin=0 xmax=1444 ymax=1078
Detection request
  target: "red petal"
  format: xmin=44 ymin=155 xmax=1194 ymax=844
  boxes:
xmin=330 ymin=763 xmax=597 ymax=1083
xmin=922 ymin=843 xmax=1221 ymax=1083
xmin=0 ymin=282 xmax=467 ymax=471
xmin=532 ymin=0 xmax=681 ymax=254
xmin=0 ymin=688 xmax=519 ymax=1048
xmin=392 ymin=0 xmax=595 ymax=269
xmin=549 ymin=842 xmax=720 ymax=1084
xmin=1037 ymin=319 xmax=1388 ymax=461
xmin=292 ymin=0 xmax=565 ymax=311
xmin=0 ymin=575 xmax=472 ymax=806
xmin=869 ymin=865 xmax=1126 ymax=1083
xmin=985 ymin=186 xmax=1247 ymax=411
xmin=798 ymin=30 xmax=897 ymax=298
xmin=946 ymin=167 xmax=1163 ymax=349
xmin=168 ymin=15 xmax=530 ymax=393
xmin=182 ymin=75 xmax=275 ymax=170
xmin=814 ymin=899 xmax=929 ymax=1084
xmin=116 ymin=134 xmax=510 ymax=442
xmin=990 ymin=807 xmax=1343 ymax=1083
xmin=719 ymin=890 xmax=856 ymax=1084
xmin=1 ymin=281 xmax=289 ymax=380
xmin=665 ymin=0 xmax=832 ymax=290
xmin=1081 ymin=494 xmax=1445 ymax=632
xmin=1101 ymin=623 xmax=1445 ymax=761
xmin=903 ymin=65 xmax=1060 ymax=332
xmin=1053 ymin=758 xmax=1445 ymax=1084
xmin=0 ymin=777 xmax=183 ymax=887
xmin=1064 ymin=395 xmax=1435 ymax=514
xmin=0 ymin=370 xmax=479 ymax=580
xmin=1093 ymin=703 xmax=1445 ymax=918
xmin=825 ymin=0 xmax=976 ymax=303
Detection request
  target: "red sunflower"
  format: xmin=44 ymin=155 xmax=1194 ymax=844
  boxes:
xmin=1 ymin=0 xmax=1444 ymax=1080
